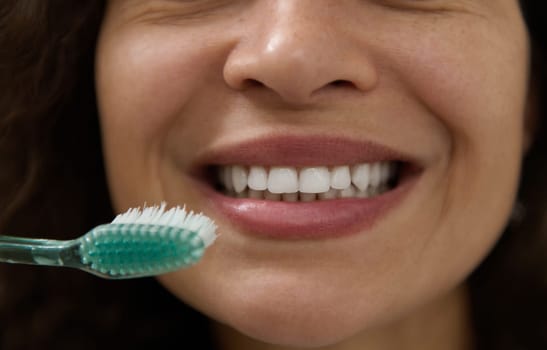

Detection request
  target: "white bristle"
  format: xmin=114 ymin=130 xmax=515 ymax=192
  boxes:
xmin=111 ymin=202 xmax=218 ymax=247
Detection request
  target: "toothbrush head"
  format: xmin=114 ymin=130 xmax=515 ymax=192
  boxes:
xmin=79 ymin=204 xmax=217 ymax=278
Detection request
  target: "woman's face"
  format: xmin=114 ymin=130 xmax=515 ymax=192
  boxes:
xmin=96 ymin=0 xmax=530 ymax=347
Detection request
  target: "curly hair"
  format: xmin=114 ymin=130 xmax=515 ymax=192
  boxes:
xmin=0 ymin=1 xmax=545 ymax=349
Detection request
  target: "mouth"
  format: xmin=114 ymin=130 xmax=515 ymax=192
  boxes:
xmin=212 ymin=161 xmax=400 ymax=201
xmin=190 ymin=135 xmax=423 ymax=239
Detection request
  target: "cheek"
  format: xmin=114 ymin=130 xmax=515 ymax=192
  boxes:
xmin=95 ymin=26 xmax=231 ymax=207
xmin=96 ymin=30 xmax=211 ymax=142
xmin=395 ymin=24 xmax=529 ymax=140
xmin=389 ymin=21 xmax=529 ymax=273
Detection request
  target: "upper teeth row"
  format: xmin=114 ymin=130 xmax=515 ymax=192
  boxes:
xmin=219 ymin=162 xmax=396 ymax=194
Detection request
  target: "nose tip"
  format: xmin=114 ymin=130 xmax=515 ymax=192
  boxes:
xmin=225 ymin=47 xmax=351 ymax=104
xmin=223 ymin=13 xmax=378 ymax=106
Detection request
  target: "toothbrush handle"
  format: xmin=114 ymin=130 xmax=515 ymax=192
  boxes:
xmin=0 ymin=235 xmax=81 ymax=268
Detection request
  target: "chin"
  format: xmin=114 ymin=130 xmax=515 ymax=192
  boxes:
xmin=216 ymin=294 xmax=367 ymax=348
xmin=160 ymin=270 xmax=390 ymax=349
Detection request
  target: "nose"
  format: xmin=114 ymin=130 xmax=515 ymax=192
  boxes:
xmin=223 ymin=1 xmax=378 ymax=106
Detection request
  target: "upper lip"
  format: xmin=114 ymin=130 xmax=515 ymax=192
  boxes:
xmin=191 ymin=134 xmax=421 ymax=170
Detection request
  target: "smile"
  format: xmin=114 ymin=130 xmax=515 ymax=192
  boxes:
xmin=216 ymin=162 xmax=398 ymax=201
xmin=191 ymin=135 xmax=423 ymax=239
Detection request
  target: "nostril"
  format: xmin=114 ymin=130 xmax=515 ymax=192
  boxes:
xmin=330 ymin=80 xmax=355 ymax=88
xmin=241 ymin=79 xmax=265 ymax=89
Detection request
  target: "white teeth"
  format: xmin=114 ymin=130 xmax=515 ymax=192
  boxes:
xmin=232 ymin=165 xmax=248 ymax=193
xmin=268 ymin=167 xmax=299 ymax=194
xmin=351 ymin=164 xmax=370 ymax=191
xmin=219 ymin=161 xmax=397 ymax=201
xmin=248 ymin=166 xmax=268 ymax=190
xmin=330 ymin=166 xmax=351 ymax=190
xmin=299 ymin=167 xmax=330 ymax=193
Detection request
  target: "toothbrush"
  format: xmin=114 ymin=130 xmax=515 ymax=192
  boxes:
xmin=0 ymin=203 xmax=217 ymax=279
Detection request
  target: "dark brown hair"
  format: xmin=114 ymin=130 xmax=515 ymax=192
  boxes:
xmin=0 ymin=1 xmax=545 ymax=349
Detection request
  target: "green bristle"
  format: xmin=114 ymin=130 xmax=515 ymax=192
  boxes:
xmin=79 ymin=223 xmax=205 ymax=277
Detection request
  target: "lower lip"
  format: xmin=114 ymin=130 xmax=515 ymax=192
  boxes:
xmin=197 ymin=173 xmax=420 ymax=240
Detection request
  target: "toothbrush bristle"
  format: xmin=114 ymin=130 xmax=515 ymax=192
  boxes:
xmin=80 ymin=204 xmax=217 ymax=277
xmin=111 ymin=203 xmax=217 ymax=247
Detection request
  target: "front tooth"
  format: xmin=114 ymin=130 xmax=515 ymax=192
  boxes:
xmin=232 ymin=165 xmax=248 ymax=193
xmin=248 ymin=166 xmax=268 ymax=190
xmin=330 ymin=166 xmax=351 ymax=189
xmin=351 ymin=164 xmax=370 ymax=191
xmin=299 ymin=167 xmax=330 ymax=193
xmin=268 ymin=167 xmax=299 ymax=193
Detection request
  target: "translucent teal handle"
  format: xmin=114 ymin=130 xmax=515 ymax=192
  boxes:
xmin=0 ymin=235 xmax=81 ymax=268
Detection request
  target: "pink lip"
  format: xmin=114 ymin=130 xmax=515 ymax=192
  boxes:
xmin=191 ymin=135 xmax=423 ymax=239
xmin=193 ymin=135 xmax=420 ymax=168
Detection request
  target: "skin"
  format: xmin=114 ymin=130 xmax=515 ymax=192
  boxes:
xmin=96 ymin=0 xmax=532 ymax=349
